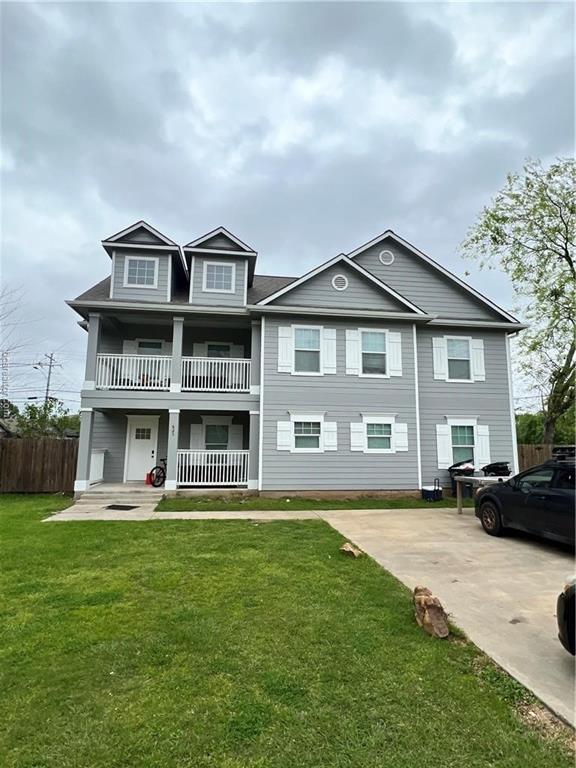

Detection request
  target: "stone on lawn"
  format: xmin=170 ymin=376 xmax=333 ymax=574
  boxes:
xmin=413 ymin=585 xmax=450 ymax=639
xmin=340 ymin=542 xmax=363 ymax=558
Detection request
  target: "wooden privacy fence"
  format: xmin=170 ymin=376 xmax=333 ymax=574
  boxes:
xmin=0 ymin=438 xmax=78 ymax=493
xmin=517 ymin=444 xmax=553 ymax=472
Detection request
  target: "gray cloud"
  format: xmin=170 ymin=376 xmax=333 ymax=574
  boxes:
xmin=1 ymin=1 xmax=574 ymax=408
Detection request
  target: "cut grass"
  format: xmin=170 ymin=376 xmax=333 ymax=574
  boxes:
xmin=158 ymin=494 xmax=475 ymax=512
xmin=0 ymin=494 xmax=570 ymax=768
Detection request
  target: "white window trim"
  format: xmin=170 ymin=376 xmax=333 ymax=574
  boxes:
xmin=196 ymin=415 xmax=234 ymax=450
xmin=202 ymin=261 xmax=236 ymax=294
xmin=123 ymin=255 xmax=159 ymax=289
xmin=289 ymin=412 xmax=325 ymax=453
xmin=446 ymin=416 xmax=477 ymax=465
xmin=293 ymin=325 xmax=323 ymax=376
xmin=445 ymin=335 xmax=473 ymax=383
xmin=362 ymin=414 xmax=396 ymax=453
xmin=359 ymin=328 xmax=389 ymax=379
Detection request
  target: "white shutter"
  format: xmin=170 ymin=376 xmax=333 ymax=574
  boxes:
xmin=475 ymin=424 xmax=491 ymax=467
xmin=323 ymin=422 xmax=337 ymax=451
xmin=436 ymin=424 xmax=452 ymax=469
xmin=346 ymin=329 xmax=361 ymax=375
xmin=432 ymin=337 xmax=448 ymax=380
xmin=470 ymin=339 xmax=485 ymax=382
xmin=190 ymin=424 xmax=203 ymax=449
xmin=231 ymin=344 xmax=244 ymax=359
xmin=322 ymin=328 xmax=337 ymax=374
xmin=388 ymin=332 xmax=402 ymax=377
xmin=394 ymin=423 xmax=408 ymax=452
xmin=123 ymin=340 xmax=138 ymax=354
xmin=229 ymin=424 xmax=243 ymax=449
xmin=276 ymin=421 xmax=292 ymax=451
xmin=193 ymin=342 xmax=207 ymax=357
xmin=278 ymin=327 xmax=293 ymax=373
xmin=350 ymin=422 xmax=365 ymax=452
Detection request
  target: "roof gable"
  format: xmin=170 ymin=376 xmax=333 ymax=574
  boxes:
xmin=257 ymin=254 xmax=425 ymax=314
xmin=348 ymin=231 xmax=517 ymax=323
xmin=184 ymin=227 xmax=255 ymax=253
xmin=102 ymin=220 xmax=177 ymax=247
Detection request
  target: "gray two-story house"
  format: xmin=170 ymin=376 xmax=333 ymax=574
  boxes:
xmin=68 ymin=221 xmax=524 ymax=494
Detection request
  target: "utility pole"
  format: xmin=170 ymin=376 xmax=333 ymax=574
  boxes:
xmin=34 ymin=353 xmax=62 ymax=405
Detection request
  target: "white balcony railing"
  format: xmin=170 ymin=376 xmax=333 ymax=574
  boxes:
xmin=181 ymin=357 xmax=251 ymax=392
xmin=177 ymin=450 xmax=250 ymax=486
xmin=96 ymin=354 xmax=172 ymax=390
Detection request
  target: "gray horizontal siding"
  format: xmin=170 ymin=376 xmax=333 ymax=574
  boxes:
xmin=261 ymin=316 xmax=419 ymax=491
xmin=417 ymin=327 xmax=514 ymax=485
xmin=354 ymin=241 xmax=502 ymax=321
xmin=274 ymin=262 xmax=406 ymax=311
xmin=190 ymin=256 xmax=246 ymax=307
xmin=111 ymin=251 xmax=171 ymax=302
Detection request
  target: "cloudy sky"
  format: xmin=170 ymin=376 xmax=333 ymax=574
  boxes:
xmin=1 ymin=1 xmax=574 ymax=410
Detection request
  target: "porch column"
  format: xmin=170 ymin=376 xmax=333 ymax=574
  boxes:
xmin=83 ymin=313 xmax=101 ymax=390
xmin=165 ymin=409 xmax=180 ymax=491
xmin=74 ymin=407 xmax=94 ymax=494
xmin=170 ymin=316 xmax=184 ymax=393
xmin=248 ymin=410 xmax=259 ymax=490
xmin=250 ymin=320 xmax=261 ymax=395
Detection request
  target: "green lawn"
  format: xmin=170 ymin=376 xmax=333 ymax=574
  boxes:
xmin=158 ymin=494 xmax=475 ymax=512
xmin=0 ymin=494 xmax=569 ymax=768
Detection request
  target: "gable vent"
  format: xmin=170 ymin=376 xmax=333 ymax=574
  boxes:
xmin=379 ymin=250 xmax=395 ymax=265
xmin=331 ymin=274 xmax=349 ymax=291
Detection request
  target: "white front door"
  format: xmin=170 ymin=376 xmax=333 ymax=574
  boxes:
xmin=124 ymin=416 xmax=159 ymax=482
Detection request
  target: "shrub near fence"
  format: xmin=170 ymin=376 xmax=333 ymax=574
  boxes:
xmin=0 ymin=438 xmax=78 ymax=493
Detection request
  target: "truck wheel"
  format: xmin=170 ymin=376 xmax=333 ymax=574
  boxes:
xmin=480 ymin=501 xmax=503 ymax=536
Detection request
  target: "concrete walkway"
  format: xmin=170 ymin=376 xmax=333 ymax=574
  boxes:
xmin=321 ymin=507 xmax=575 ymax=726
xmin=45 ymin=508 xmax=319 ymax=522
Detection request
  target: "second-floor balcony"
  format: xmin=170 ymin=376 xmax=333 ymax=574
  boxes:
xmin=95 ymin=354 xmax=251 ymax=393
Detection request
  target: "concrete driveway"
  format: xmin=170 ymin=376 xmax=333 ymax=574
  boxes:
xmin=321 ymin=507 xmax=575 ymax=725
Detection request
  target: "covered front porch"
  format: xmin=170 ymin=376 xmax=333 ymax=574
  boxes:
xmin=74 ymin=408 xmax=259 ymax=493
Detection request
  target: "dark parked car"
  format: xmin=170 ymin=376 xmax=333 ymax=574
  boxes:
xmin=474 ymin=460 xmax=575 ymax=546
xmin=557 ymin=578 xmax=575 ymax=655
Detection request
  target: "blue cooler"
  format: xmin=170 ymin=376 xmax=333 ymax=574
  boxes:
xmin=421 ymin=478 xmax=442 ymax=502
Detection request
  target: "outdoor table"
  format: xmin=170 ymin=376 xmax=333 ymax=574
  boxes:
xmin=453 ymin=475 xmax=510 ymax=515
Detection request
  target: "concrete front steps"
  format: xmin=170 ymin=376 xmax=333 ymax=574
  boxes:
xmin=75 ymin=484 xmax=165 ymax=508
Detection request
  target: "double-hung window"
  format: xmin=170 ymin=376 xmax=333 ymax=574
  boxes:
xmin=451 ymin=425 xmax=475 ymax=464
xmin=203 ymin=262 xmax=235 ymax=293
xmin=294 ymin=328 xmax=321 ymax=373
xmin=293 ymin=421 xmax=321 ymax=450
xmin=361 ymin=330 xmax=387 ymax=376
xmin=206 ymin=343 xmax=231 ymax=358
xmin=447 ymin=338 xmax=471 ymax=381
xmin=366 ymin=423 xmax=392 ymax=451
xmin=205 ymin=424 xmax=229 ymax=450
xmin=124 ymin=257 xmax=158 ymax=288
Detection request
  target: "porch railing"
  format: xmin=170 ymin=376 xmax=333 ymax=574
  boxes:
xmin=181 ymin=357 xmax=251 ymax=392
xmin=96 ymin=354 xmax=172 ymax=390
xmin=177 ymin=450 xmax=250 ymax=486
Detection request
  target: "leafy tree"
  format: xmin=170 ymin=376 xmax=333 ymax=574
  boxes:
xmin=14 ymin=399 xmax=80 ymax=438
xmin=462 ymin=158 xmax=575 ymax=443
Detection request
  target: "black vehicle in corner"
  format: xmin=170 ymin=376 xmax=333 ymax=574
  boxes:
xmin=557 ymin=578 xmax=575 ymax=655
xmin=474 ymin=459 xmax=575 ymax=546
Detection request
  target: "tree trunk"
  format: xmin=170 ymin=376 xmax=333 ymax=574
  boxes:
xmin=542 ymin=418 xmax=555 ymax=445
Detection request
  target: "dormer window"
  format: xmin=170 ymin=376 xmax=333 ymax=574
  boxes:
xmin=203 ymin=261 xmax=235 ymax=293
xmin=123 ymin=256 xmax=158 ymax=288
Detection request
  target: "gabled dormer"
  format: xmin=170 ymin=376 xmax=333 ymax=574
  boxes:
xmin=102 ymin=221 xmax=187 ymax=303
xmin=184 ymin=227 xmax=257 ymax=308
